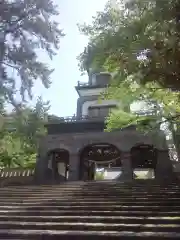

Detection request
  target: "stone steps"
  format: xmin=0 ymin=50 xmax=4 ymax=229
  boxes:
xmin=1 ymin=205 xmax=180 ymax=211
xmin=1 ymin=230 xmax=180 ymax=240
xmin=1 ymin=221 xmax=180 ymax=232
xmin=0 ymin=181 xmax=180 ymax=239
xmin=2 ymin=209 xmax=180 ymax=216
xmin=0 ymin=215 xmax=180 ymax=224
xmin=1 ymin=193 xmax=180 ymax=197
xmin=1 ymin=200 xmax=180 ymax=204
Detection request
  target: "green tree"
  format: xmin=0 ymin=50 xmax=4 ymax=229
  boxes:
xmin=0 ymin=0 xmax=64 ymax=107
xmin=78 ymin=0 xmax=180 ymax=90
xmin=0 ymin=97 xmax=50 ymax=168
xmin=13 ymin=97 xmax=49 ymax=149
xmin=103 ymin=81 xmax=180 ymax=131
xmin=0 ymin=0 xmax=64 ymax=169
xmin=0 ymin=131 xmax=34 ymax=168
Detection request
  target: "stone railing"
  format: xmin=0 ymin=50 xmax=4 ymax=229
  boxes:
xmin=48 ymin=115 xmax=105 ymax=123
xmin=48 ymin=111 xmax=156 ymax=124
xmin=0 ymin=168 xmax=35 ymax=187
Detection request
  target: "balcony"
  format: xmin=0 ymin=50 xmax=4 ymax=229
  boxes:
xmin=75 ymin=73 xmax=111 ymax=97
xmin=46 ymin=115 xmax=106 ymax=135
xmin=47 ymin=110 xmax=157 ymax=124
xmin=75 ymin=81 xmax=108 ymax=97
xmin=46 ymin=111 xmax=157 ymax=135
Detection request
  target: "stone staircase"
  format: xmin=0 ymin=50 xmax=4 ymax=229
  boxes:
xmin=0 ymin=180 xmax=180 ymax=239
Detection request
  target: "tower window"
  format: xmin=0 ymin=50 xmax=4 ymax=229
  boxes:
xmin=88 ymin=105 xmax=116 ymax=118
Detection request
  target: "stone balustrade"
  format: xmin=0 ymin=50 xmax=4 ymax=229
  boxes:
xmin=0 ymin=168 xmax=35 ymax=187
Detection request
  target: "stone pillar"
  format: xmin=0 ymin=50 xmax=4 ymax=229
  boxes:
xmin=121 ymin=152 xmax=133 ymax=181
xmin=155 ymin=150 xmax=174 ymax=182
xmin=68 ymin=153 xmax=80 ymax=181
xmin=35 ymin=153 xmax=49 ymax=184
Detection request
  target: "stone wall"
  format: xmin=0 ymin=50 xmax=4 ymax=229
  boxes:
xmin=39 ymin=129 xmax=167 ymax=154
xmin=35 ymin=129 xmax=171 ymax=184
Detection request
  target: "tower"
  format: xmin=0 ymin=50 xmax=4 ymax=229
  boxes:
xmin=76 ymin=72 xmax=120 ymax=120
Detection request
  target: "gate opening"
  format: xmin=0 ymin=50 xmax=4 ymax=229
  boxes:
xmin=133 ymin=168 xmax=155 ymax=179
xmin=131 ymin=144 xmax=157 ymax=180
xmin=79 ymin=143 xmax=122 ymax=181
xmin=47 ymin=149 xmax=69 ymax=182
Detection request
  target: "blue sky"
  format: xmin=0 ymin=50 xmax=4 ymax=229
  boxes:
xmin=32 ymin=0 xmax=107 ymax=117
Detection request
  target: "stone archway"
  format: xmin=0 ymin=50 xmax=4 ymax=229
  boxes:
xmin=79 ymin=143 xmax=122 ymax=181
xmin=47 ymin=148 xmax=69 ymax=182
xmin=130 ymin=144 xmax=158 ymax=179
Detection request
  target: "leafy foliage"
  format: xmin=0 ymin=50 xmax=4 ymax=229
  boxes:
xmin=103 ymin=80 xmax=180 ymax=132
xmin=78 ymin=0 xmax=180 ymax=90
xmin=0 ymin=97 xmax=52 ymax=169
xmin=0 ymin=0 xmax=64 ymax=107
xmin=0 ymin=1 xmax=64 ymax=169
xmin=0 ymin=131 xmax=36 ymax=168
xmin=94 ymin=171 xmax=105 ymax=180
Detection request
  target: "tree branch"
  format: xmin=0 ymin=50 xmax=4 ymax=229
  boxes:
xmin=1 ymin=62 xmax=19 ymax=70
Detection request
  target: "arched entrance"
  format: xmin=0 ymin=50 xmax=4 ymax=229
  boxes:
xmin=130 ymin=144 xmax=158 ymax=179
xmin=79 ymin=143 xmax=122 ymax=181
xmin=47 ymin=149 xmax=69 ymax=182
